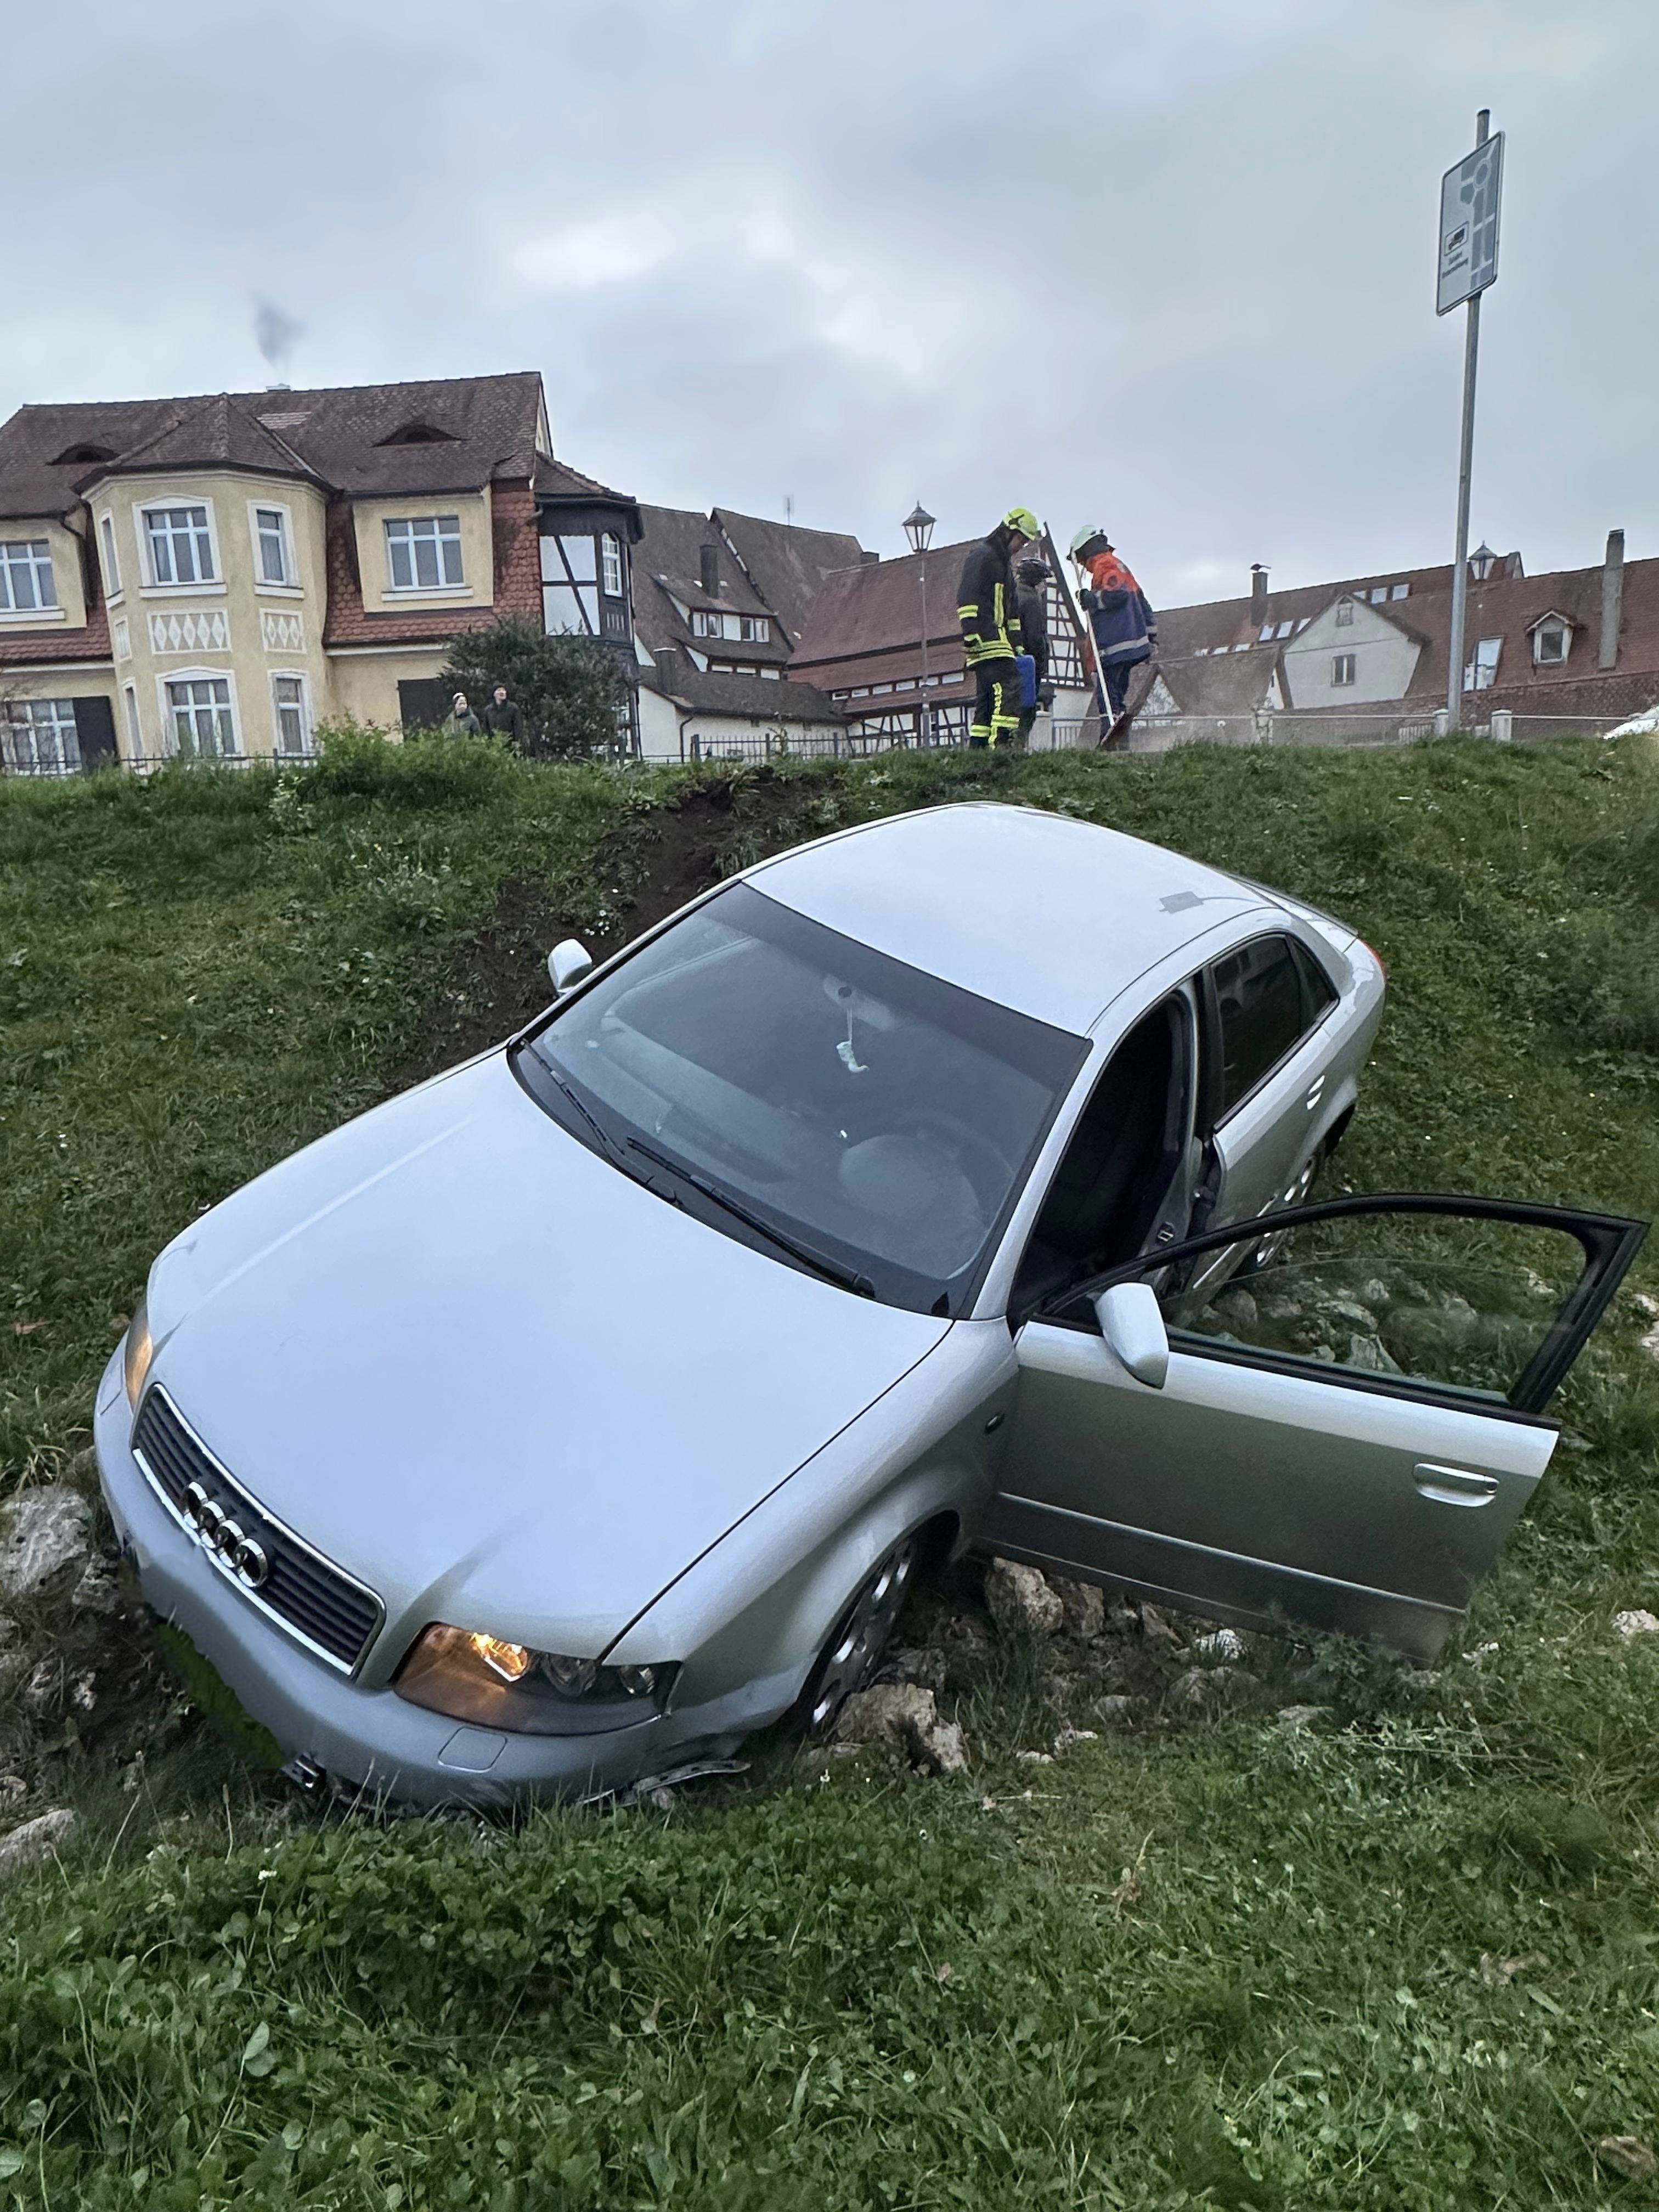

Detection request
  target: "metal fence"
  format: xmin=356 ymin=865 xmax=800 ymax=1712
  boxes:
xmin=1124 ymin=706 xmax=1638 ymax=753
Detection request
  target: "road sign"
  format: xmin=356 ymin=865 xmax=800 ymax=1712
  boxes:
xmin=1437 ymin=132 xmax=1504 ymax=315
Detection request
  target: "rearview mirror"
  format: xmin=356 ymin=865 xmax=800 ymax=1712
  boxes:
xmin=548 ymin=939 xmax=594 ymax=995
xmin=1092 ymin=1282 xmax=1169 ymax=1389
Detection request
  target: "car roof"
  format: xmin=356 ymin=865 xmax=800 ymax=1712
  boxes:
xmin=746 ymin=802 xmax=1272 ymax=1034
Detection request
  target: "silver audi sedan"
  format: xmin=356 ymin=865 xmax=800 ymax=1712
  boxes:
xmin=95 ymin=804 xmax=1643 ymax=1805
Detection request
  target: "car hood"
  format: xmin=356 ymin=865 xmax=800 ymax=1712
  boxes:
xmin=145 ymin=1052 xmax=950 ymax=1663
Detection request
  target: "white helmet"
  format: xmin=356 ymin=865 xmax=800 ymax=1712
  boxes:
xmin=1069 ymin=525 xmax=1110 ymax=561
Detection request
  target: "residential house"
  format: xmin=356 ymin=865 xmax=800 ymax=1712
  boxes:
xmin=1135 ymin=534 xmax=1657 ymax=747
xmin=0 ymin=373 xmax=642 ymax=772
xmin=791 ymin=534 xmax=1097 ymax=747
xmin=628 ymin=503 xmax=865 ymax=759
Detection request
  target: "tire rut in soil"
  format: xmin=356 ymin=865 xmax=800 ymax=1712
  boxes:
xmin=396 ymin=771 xmax=815 ymax=1087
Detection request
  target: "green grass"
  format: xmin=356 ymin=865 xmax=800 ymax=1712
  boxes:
xmin=3 ymin=733 xmax=1659 ymax=2209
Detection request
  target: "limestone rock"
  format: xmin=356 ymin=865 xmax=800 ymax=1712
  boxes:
xmin=884 ymin=1645 xmax=949 ymax=1695
xmin=71 ymin=1556 xmax=122 ymax=1617
xmin=0 ymin=1808 xmax=74 ymax=1881
xmin=1613 ymin=1608 xmax=1659 ymax=1640
xmin=0 ymin=1486 xmax=93 ymax=1601
xmin=1169 ymin=1664 xmax=1254 ymax=1712
xmin=1138 ymin=1602 xmax=1185 ymax=1651
xmin=1192 ymin=1627 xmax=1248 ymax=1663
xmin=1598 ymin=2136 xmax=1657 ymax=2183
xmin=1050 ymin=1576 xmax=1106 ymax=1641
xmin=984 ymin=1559 xmax=1063 ymax=1638
xmin=836 ymin=1683 xmax=968 ymax=1775
xmin=1097 ymin=1694 xmax=1141 ymax=1724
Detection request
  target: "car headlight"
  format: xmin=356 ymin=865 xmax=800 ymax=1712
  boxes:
xmin=123 ymin=1295 xmax=154 ymax=1410
xmin=394 ymin=1623 xmax=677 ymax=1736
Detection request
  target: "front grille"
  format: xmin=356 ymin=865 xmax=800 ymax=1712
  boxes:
xmin=132 ymin=1388 xmax=383 ymax=1673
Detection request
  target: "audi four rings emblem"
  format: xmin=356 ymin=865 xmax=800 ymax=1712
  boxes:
xmin=181 ymin=1480 xmax=270 ymax=1589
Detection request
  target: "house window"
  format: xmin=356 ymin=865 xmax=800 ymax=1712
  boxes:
xmin=1534 ymin=623 xmax=1569 ymax=665
xmin=99 ymin=515 xmax=121 ymax=598
xmin=1258 ymin=622 xmax=1276 ymax=642
xmin=740 ymin=616 xmax=769 ymax=642
xmin=3 ymin=699 xmax=79 ymax=775
xmin=1331 ymin=652 xmax=1357 ymax=687
xmin=385 ymin=515 xmax=464 ymax=590
xmin=1464 ymin=637 xmax=1503 ymax=691
xmin=1390 ymin=583 xmax=1409 ymax=600
xmin=123 ymin=684 xmax=143 ymax=759
xmin=272 ymin=674 xmax=311 ymax=756
xmin=760 ymin=666 xmax=780 ymax=680
xmin=600 ymin=533 xmax=623 ymax=597
xmin=1335 ymin=600 xmax=1354 ymax=627
xmin=144 ymin=505 xmax=216 ymax=585
xmin=1274 ymin=620 xmax=1293 ymax=639
xmin=0 ymin=539 xmax=58 ymax=612
xmin=255 ymin=507 xmax=292 ymax=585
xmin=166 ymin=675 xmax=237 ymax=757
xmin=691 ymin=609 xmax=719 ymax=637
xmin=1369 ymin=587 xmax=1387 ymax=603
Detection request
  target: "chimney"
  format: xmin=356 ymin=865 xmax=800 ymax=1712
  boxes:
xmin=860 ymin=549 xmax=880 ymax=565
xmin=699 ymin=542 xmax=720 ymax=597
xmin=1250 ymin=563 xmax=1268 ymax=624
xmin=1600 ymin=528 xmax=1625 ymax=669
xmin=654 ymin=645 xmax=684 ymax=690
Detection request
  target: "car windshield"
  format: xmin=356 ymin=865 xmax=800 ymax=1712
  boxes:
xmin=519 ymin=882 xmax=1086 ymax=1313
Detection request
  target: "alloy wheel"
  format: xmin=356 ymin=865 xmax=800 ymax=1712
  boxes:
xmin=805 ymin=1539 xmax=919 ymax=1736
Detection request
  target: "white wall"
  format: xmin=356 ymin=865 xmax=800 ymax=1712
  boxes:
xmin=1283 ymin=597 xmax=1420 ymax=708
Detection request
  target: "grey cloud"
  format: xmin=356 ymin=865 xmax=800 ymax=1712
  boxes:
xmin=5 ymin=0 xmax=1657 ymax=607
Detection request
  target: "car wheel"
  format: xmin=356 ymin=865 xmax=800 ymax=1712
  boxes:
xmin=801 ymin=1538 xmax=919 ymax=1738
xmin=1240 ymin=1148 xmax=1322 ymax=1275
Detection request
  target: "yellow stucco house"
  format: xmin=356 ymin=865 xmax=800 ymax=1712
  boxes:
xmin=0 ymin=373 xmax=643 ymax=772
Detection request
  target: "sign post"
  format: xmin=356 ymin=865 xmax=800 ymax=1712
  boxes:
xmin=1438 ymin=112 xmax=1504 ymax=727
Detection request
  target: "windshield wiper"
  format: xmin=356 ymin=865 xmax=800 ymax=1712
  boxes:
xmin=627 ymin=1137 xmax=875 ymax=1297
xmin=538 ymin=1066 xmax=676 ymax=1200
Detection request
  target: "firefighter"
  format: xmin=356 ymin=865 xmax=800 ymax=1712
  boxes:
xmin=1070 ymin=526 xmax=1157 ymax=724
xmin=1014 ymin=555 xmax=1053 ymax=747
xmin=958 ymin=506 xmax=1039 ymax=748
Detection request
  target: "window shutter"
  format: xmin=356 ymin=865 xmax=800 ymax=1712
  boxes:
xmin=70 ymin=695 xmax=117 ymax=769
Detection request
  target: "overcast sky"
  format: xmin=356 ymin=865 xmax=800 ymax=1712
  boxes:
xmin=7 ymin=0 xmax=1657 ymax=607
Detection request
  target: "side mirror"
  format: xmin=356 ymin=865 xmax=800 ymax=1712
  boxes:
xmin=1092 ymin=1282 xmax=1169 ymax=1389
xmin=547 ymin=939 xmax=594 ymax=995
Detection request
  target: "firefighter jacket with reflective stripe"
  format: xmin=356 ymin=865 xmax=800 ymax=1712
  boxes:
xmin=958 ymin=531 xmax=1024 ymax=665
xmin=1081 ymin=550 xmax=1157 ymax=668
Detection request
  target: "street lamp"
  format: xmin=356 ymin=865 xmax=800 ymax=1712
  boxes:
xmin=904 ymin=503 xmax=936 ymax=747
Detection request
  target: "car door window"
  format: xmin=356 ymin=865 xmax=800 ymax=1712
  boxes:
xmin=1009 ymin=992 xmax=1195 ymax=1321
xmin=985 ymin=1194 xmax=1644 ymax=1659
xmin=1209 ymin=935 xmax=1307 ymax=1119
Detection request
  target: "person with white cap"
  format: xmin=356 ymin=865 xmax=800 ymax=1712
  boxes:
xmin=1070 ymin=526 xmax=1157 ymax=726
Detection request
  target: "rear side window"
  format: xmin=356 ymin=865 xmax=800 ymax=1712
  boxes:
xmin=1210 ymin=934 xmax=1307 ymax=1116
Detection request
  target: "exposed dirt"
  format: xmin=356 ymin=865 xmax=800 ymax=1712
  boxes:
xmin=397 ymin=771 xmax=814 ymax=1086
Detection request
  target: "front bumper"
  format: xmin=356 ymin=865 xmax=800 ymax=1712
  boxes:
xmin=92 ymin=1348 xmax=754 ymax=1809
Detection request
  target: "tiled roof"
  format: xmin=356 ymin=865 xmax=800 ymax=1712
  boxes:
xmin=791 ymin=541 xmax=968 ymax=670
xmin=0 ymin=607 xmax=113 ymax=670
xmin=642 ymin=663 xmax=845 ymax=724
xmin=0 ymin=373 xmax=580 ymax=518
xmin=712 ymin=509 xmax=868 ymax=638
xmin=1156 ymin=555 xmax=1523 ymax=658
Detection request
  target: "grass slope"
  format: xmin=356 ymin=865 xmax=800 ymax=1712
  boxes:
xmin=3 ymin=735 xmax=1659 ymax=2209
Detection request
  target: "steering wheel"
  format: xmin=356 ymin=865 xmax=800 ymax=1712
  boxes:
xmin=886 ymin=1108 xmax=1011 ymax=1212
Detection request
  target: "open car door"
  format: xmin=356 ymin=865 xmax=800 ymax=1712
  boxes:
xmin=985 ymin=1194 xmax=1645 ymax=1659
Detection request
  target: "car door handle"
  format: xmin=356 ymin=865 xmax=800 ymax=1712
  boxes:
xmin=1412 ymin=1462 xmax=1501 ymax=1508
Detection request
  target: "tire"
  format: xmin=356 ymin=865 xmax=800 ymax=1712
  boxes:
xmin=799 ymin=1538 xmax=920 ymax=1739
xmin=1238 ymin=1145 xmax=1324 ymax=1276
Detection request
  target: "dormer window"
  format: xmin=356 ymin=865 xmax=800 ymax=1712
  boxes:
xmin=375 ymin=421 xmax=460 ymax=447
xmin=1335 ymin=599 xmax=1355 ymax=627
xmin=51 ymin=443 xmax=115 ymax=466
xmin=1532 ymin=618 xmax=1572 ymax=666
xmin=1464 ymin=637 xmax=1502 ymax=691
